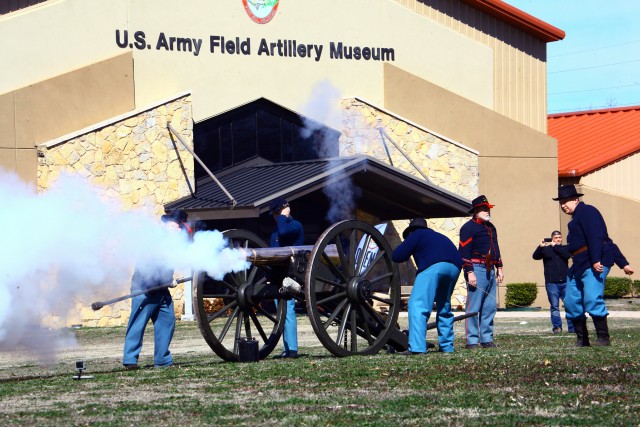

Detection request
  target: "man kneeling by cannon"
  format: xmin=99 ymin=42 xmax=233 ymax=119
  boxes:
xmin=392 ymin=218 xmax=464 ymax=354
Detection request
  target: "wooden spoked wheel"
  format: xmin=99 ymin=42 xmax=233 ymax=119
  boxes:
xmin=193 ymin=229 xmax=286 ymax=361
xmin=304 ymin=220 xmax=400 ymax=357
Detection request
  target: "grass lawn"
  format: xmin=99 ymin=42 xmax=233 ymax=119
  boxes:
xmin=0 ymin=315 xmax=638 ymax=426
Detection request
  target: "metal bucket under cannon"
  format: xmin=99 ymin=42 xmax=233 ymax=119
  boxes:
xmin=192 ymin=220 xmax=405 ymax=362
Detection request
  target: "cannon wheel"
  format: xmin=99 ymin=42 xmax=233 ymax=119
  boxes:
xmin=193 ymin=229 xmax=286 ymax=362
xmin=305 ymin=220 xmax=401 ymax=357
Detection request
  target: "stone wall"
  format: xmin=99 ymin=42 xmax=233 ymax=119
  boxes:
xmin=37 ymin=94 xmax=194 ymax=326
xmin=340 ymin=98 xmax=478 ymax=306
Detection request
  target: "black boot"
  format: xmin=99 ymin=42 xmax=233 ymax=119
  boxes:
xmin=572 ymin=318 xmax=590 ymax=347
xmin=592 ymin=316 xmax=611 ymax=346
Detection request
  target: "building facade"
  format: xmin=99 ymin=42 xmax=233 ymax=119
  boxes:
xmin=1 ymin=0 xmax=566 ymax=322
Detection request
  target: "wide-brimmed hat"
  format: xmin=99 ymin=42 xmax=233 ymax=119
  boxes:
xmin=469 ymin=195 xmax=494 ymax=213
xmin=402 ymin=218 xmax=429 ymax=239
xmin=161 ymin=209 xmax=188 ymax=224
xmin=269 ymin=196 xmax=288 ymax=215
xmin=552 ymin=184 xmax=584 ymax=201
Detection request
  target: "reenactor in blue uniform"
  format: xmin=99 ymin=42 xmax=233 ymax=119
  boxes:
xmin=122 ymin=209 xmax=191 ymax=369
xmin=392 ymin=218 xmax=463 ymax=354
xmin=458 ymin=195 xmax=504 ymax=349
xmin=269 ymin=197 xmax=304 ymax=358
xmin=553 ymin=185 xmax=634 ymax=346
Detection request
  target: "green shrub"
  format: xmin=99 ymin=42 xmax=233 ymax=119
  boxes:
xmin=505 ymin=283 xmax=538 ymax=308
xmin=604 ymin=277 xmax=631 ymax=298
xmin=633 ymin=280 xmax=640 ymax=297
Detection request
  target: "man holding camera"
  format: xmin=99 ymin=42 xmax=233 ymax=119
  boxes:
xmin=532 ymin=231 xmax=574 ymax=334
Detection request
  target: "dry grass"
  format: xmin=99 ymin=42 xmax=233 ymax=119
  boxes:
xmin=0 ymin=313 xmax=639 ymax=426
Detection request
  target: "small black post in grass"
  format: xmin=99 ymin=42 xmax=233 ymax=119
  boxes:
xmin=72 ymin=360 xmax=94 ymax=380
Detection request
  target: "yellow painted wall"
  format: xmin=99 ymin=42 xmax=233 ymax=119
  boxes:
xmin=2 ymin=0 xmax=493 ymax=124
xmin=384 ymin=64 xmax=560 ymax=301
xmin=0 ymin=53 xmax=135 ymax=183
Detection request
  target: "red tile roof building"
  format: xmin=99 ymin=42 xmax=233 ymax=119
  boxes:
xmin=549 ymin=106 xmax=640 ymax=178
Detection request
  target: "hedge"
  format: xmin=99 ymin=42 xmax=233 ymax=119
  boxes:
xmin=505 ymin=282 xmax=538 ymax=308
xmin=633 ymin=280 xmax=640 ymax=297
xmin=604 ymin=276 xmax=632 ymax=299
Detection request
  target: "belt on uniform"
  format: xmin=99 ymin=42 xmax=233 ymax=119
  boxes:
xmin=571 ymin=246 xmax=588 ymax=257
xmin=470 ymin=258 xmax=498 ymax=265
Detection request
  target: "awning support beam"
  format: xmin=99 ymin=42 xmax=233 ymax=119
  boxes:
xmin=378 ymin=128 xmax=431 ymax=183
xmin=168 ymin=123 xmax=237 ymax=207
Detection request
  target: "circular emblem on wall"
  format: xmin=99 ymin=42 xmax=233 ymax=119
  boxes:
xmin=242 ymin=0 xmax=280 ymax=24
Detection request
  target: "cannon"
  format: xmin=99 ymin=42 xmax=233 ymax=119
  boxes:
xmin=193 ymin=219 xmax=475 ymax=362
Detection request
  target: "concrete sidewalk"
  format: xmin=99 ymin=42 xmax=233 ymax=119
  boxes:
xmin=398 ymin=310 xmax=640 ymax=318
xmin=490 ymin=310 xmax=638 ymax=318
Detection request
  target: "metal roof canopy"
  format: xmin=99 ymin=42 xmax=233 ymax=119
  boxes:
xmin=165 ymin=155 xmax=471 ymax=221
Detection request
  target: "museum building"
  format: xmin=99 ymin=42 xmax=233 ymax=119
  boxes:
xmin=2 ymin=0 xmax=573 ymax=325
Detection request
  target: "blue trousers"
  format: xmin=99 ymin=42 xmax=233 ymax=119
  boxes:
xmin=123 ymin=292 xmax=175 ymax=367
xmin=565 ymin=266 xmax=610 ymax=320
xmin=465 ymin=264 xmax=496 ymax=345
xmin=408 ymin=262 xmax=460 ymax=353
xmin=274 ymin=298 xmax=298 ymax=352
xmin=545 ymin=282 xmax=575 ymax=332
xmin=283 ymin=299 xmax=298 ymax=352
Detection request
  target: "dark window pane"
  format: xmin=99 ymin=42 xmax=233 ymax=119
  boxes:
xmin=220 ymin=124 xmax=233 ymax=169
xmin=282 ymin=120 xmax=294 ymax=162
xmin=315 ymin=128 xmax=339 ymax=158
xmin=293 ymin=124 xmax=318 ymax=161
xmin=194 ymin=126 xmax=220 ymax=178
xmin=232 ymin=115 xmax=257 ymax=163
xmin=257 ymin=110 xmax=281 ymax=162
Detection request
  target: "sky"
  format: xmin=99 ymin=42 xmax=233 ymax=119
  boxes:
xmin=506 ymin=0 xmax=640 ymax=114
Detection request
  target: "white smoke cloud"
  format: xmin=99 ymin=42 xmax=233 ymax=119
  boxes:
xmin=0 ymin=169 xmax=248 ymax=361
xmin=299 ymin=80 xmax=360 ymax=222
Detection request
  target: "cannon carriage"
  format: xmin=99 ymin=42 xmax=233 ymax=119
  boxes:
xmin=193 ymin=219 xmax=408 ymax=361
xmin=162 ymin=154 xmax=474 ymax=361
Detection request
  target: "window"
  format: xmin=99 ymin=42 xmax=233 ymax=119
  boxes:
xmin=0 ymin=0 xmax=48 ymax=15
xmin=193 ymin=98 xmax=340 ymax=180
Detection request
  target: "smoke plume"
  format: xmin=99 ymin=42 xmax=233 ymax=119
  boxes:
xmin=299 ymin=80 xmax=360 ymax=222
xmin=0 ymin=169 xmax=248 ymax=361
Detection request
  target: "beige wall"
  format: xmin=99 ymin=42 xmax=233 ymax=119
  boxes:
xmin=384 ymin=64 xmax=560 ymax=301
xmin=0 ymin=52 xmax=135 ymax=183
xmin=2 ymin=0 xmax=494 ymax=124
xmin=393 ymin=0 xmax=549 ymax=132
xmin=559 ymin=186 xmax=639 ymax=280
xmin=580 ymin=151 xmax=640 ymax=200
xmin=0 ymin=0 xmax=130 ymax=94
xmin=3 ymin=0 xmax=565 ymax=308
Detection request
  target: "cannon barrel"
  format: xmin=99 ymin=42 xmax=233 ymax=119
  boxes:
xmin=241 ymin=244 xmax=338 ymax=266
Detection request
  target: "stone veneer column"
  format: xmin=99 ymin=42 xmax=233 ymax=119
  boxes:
xmin=36 ymin=95 xmax=194 ymax=327
xmin=340 ymin=98 xmax=478 ymax=307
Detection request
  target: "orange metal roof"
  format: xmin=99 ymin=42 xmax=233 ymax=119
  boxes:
xmin=463 ymin=0 xmax=565 ymax=42
xmin=548 ymin=106 xmax=640 ymax=177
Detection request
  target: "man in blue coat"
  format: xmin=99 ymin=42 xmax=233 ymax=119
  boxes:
xmin=554 ymin=185 xmax=634 ymax=346
xmin=392 ymin=218 xmax=462 ymax=354
xmin=269 ymin=196 xmax=304 ymax=358
xmin=458 ymin=195 xmax=504 ymax=349
xmin=122 ymin=209 xmax=190 ymax=369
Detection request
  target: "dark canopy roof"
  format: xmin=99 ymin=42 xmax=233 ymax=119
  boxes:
xmin=165 ymin=155 xmax=471 ymax=220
